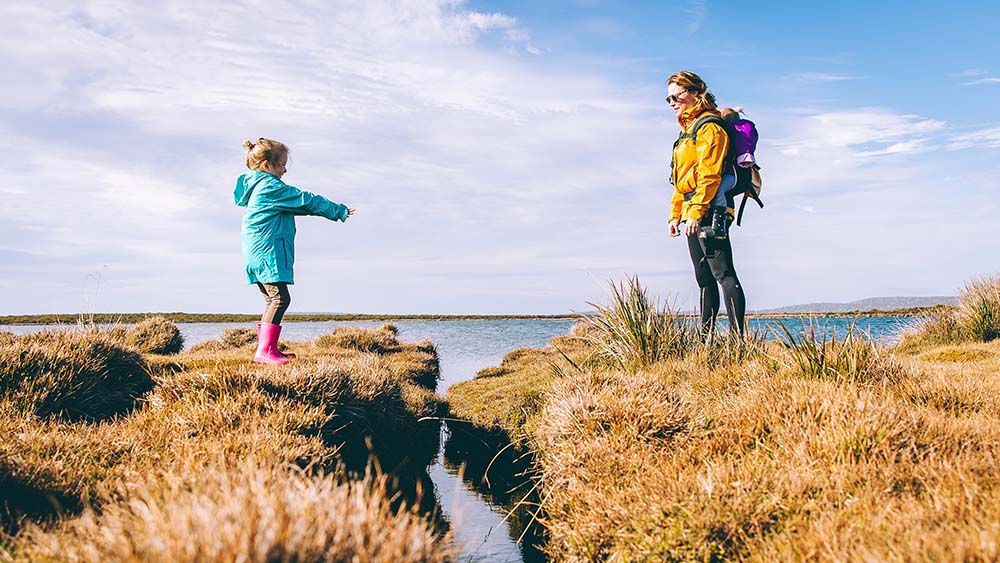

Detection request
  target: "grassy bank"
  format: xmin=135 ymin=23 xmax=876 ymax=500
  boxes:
xmin=1 ymin=322 xmax=451 ymax=562
xmin=448 ymin=277 xmax=1000 ymax=562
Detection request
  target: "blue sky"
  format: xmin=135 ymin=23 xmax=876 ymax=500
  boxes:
xmin=2 ymin=0 xmax=998 ymax=315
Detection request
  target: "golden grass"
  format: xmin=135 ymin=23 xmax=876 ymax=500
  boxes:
xmin=124 ymin=315 xmax=184 ymax=354
xmin=316 ymin=323 xmax=400 ymax=354
xmin=0 ymin=329 xmax=152 ymax=421
xmin=918 ymin=345 xmax=995 ymax=363
xmin=220 ymin=326 xmax=257 ymax=348
xmin=447 ymin=332 xmax=591 ymax=445
xmin=9 ymin=456 xmax=450 ymax=563
xmin=452 ymin=314 xmax=1000 ymax=561
xmin=579 ymin=275 xmax=700 ymax=372
xmin=901 ymin=274 xmax=1000 ymax=350
xmin=0 ymin=325 xmax=449 ymax=560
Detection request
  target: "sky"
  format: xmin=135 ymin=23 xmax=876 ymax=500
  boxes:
xmin=2 ymin=0 xmax=998 ymax=315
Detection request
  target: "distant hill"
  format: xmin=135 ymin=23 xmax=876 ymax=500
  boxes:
xmin=759 ymin=296 xmax=957 ymax=314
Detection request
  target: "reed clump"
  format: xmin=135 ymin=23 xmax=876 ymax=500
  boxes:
xmin=775 ymin=319 xmax=905 ymax=386
xmin=579 ymin=275 xmax=700 ymax=372
xmin=316 ymin=324 xmax=399 ymax=354
xmin=125 ymin=315 xmax=184 ymax=354
xmin=900 ymin=275 xmax=1000 ymax=350
xmin=0 ymin=329 xmax=152 ymax=421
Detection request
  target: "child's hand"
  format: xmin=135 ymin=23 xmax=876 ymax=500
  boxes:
xmin=347 ymin=208 xmax=356 ymax=216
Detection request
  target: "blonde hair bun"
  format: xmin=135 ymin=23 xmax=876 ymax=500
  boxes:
xmin=243 ymin=138 xmax=289 ymax=171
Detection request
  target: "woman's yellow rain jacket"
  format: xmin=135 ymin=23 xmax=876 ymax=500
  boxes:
xmin=669 ymin=104 xmax=730 ymax=223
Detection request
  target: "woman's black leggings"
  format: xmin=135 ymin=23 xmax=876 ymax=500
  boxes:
xmin=686 ymin=216 xmax=746 ymax=336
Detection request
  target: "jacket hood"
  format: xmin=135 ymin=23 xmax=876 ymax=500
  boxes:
xmin=234 ymin=170 xmax=270 ymax=207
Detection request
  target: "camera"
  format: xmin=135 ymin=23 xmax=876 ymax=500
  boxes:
xmin=698 ymin=206 xmax=729 ymax=240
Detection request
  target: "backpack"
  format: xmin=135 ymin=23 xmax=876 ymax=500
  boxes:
xmin=671 ymin=113 xmax=763 ymax=226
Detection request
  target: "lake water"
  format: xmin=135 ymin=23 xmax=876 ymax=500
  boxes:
xmin=5 ymin=316 xmax=918 ymax=561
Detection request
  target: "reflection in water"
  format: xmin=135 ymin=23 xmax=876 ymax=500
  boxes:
xmin=440 ymin=420 xmax=546 ymax=562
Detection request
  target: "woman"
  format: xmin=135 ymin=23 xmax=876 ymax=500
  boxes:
xmin=666 ymin=71 xmax=746 ymax=337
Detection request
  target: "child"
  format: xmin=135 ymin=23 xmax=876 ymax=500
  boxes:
xmin=719 ymin=107 xmax=759 ymax=168
xmin=234 ymin=138 xmax=355 ymax=365
xmin=718 ymin=107 xmax=763 ymax=226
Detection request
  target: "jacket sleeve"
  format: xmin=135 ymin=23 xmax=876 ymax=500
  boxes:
xmin=669 ymin=189 xmax=684 ymax=222
xmin=267 ymin=180 xmax=349 ymax=222
xmin=686 ymin=123 xmax=729 ymax=221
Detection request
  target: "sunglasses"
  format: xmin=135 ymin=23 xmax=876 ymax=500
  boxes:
xmin=665 ymin=89 xmax=691 ymax=104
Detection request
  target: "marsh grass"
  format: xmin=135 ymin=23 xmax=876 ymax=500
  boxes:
xmin=900 ymin=275 xmax=1000 ymax=350
xmin=450 ymin=281 xmax=1000 ymax=561
xmin=774 ymin=319 xmax=904 ymax=385
xmin=124 ymin=315 xmax=184 ymax=354
xmin=9 ymin=456 xmax=451 ymax=563
xmin=0 ymin=325 xmax=448 ymax=560
xmin=529 ymin=349 xmax=1000 ymax=561
xmin=956 ymin=275 xmax=1000 ymax=341
xmin=580 ymin=275 xmax=700 ymax=372
xmin=220 ymin=326 xmax=257 ymax=348
xmin=316 ymin=323 xmax=400 ymax=354
xmin=691 ymin=329 xmax=769 ymax=368
xmin=0 ymin=330 xmax=152 ymax=421
xmin=897 ymin=312 xmax=963 ymax=351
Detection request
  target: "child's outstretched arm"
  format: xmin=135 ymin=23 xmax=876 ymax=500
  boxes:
xmin=266 ymin=178 xmax=350 ymax=222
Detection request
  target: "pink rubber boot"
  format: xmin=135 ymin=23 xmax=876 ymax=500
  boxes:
xmin=256 ymin=323 xmax=296 ymax=359
xmin=254 ymin=322 xmax=289 ymax=365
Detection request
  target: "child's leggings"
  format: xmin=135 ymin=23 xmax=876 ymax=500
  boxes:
xmin=257 ymin=282 xmax=291 ymax=324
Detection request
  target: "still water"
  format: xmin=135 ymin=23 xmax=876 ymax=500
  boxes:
xmin=6 ymin=316 xmax=917 ymax=561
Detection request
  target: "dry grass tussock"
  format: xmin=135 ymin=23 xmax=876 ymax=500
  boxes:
xmin=9 ymin=456 xmax=451 ymax=563
xmin=123 ymin=315 xmax=184 ymax=354
xmin=0 ymin=329 xmax=152 ymax=421
xmin=900 ymin=274 xmax=1000 ymax=350
xmin=0 ymin=325 xmax=448 ymax=560
xmin=221 ymin=326 xmax=257 ymax=348
xmin=316 ymin=323 xmax=400 ymax=354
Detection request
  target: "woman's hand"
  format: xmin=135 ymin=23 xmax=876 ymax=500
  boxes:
xmin=347 ymin=208 xmax=356 ymax=216
xmin=668 ymin=220 xmax=681 ymax=237
xmin=685 ymin=219 xmax=700 ymax=237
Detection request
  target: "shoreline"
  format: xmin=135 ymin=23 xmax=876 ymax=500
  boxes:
xmin=0 ymin=306 xmax=947 ymax=325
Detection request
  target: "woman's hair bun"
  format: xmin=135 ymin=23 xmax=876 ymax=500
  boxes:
xmin=242 ymin=139 xmax=255 ymax=151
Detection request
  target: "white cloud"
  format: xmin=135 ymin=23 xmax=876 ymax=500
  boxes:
xmin=946 ymin=127 xmax=1000 ymax=150
xmin=964 ymin=77 xmax=1000 ymax=85
xmin=684 ymin=0 xmax=706 ymax=33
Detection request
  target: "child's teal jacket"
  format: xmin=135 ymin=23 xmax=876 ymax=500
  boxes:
xmin=234 ymin=170 xmax=349 ymax=285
